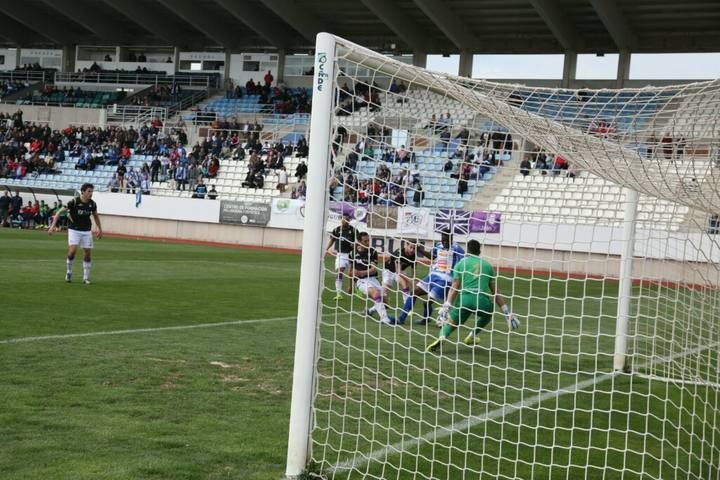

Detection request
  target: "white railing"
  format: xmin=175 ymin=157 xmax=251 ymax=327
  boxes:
xmin=106 ymin=105 xmax=167 ymax=127
xmin=0 ymin=70 xmax=48 ymax=83
xmin=55 ymin=72 xmax=218 ymax=88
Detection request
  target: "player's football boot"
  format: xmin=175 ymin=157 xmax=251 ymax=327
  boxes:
xmin=426 ymin=337 xmax=445 ymax=353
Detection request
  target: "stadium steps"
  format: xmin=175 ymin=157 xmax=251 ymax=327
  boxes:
xmin=464 ymin=161 xmax=520 ymax=212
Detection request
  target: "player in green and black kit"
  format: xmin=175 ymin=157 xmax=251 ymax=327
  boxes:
xmin=427 ymin=240 xmax=520 ymax=352
xmin=48 ymin=183 xmax=103 ymax=284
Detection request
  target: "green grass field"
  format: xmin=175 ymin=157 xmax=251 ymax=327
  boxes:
xmin=1 ymin=229 xmax=718 ymax=480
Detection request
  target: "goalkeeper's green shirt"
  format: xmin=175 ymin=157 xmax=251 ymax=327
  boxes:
xmin=452 ymin=256 xmax=495 ymax=296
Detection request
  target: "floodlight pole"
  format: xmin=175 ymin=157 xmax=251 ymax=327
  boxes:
xmin=285 ymin=32 xmax=336 ymax=479
xmin=614 ymin=187 xmax=639 ymax=372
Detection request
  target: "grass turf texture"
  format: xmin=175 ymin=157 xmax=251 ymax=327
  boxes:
xmin=1 ymin=229 xmax=717 ymax=479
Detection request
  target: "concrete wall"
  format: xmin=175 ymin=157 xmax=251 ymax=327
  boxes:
xmin=0 ymin=104 xmax=105 ymax=128
xmin=101 ymin=215 xmax=304 ymax=251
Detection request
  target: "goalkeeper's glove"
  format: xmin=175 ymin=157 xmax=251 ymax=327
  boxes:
xmin=435 ymin=302 xmax=452 ymax=327
xmin=501 ymin=305 xmax=521 ymax=330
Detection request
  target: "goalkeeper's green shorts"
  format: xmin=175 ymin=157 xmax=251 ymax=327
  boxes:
xmin=450 ymin=294 xmax=494 ymax=327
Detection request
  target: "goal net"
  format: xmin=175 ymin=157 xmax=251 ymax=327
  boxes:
xmin=286 ymin=33 xmax=720 ymax=479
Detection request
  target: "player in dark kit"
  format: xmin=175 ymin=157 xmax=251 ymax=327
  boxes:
xmin=326 ymin=213 xmax=358 ymax=299
xmin=48 ymin=183 xmax=103 ymax=284
xmin=349 ymin=231 xmax=393 ymax=325
xmin=368 ymin=240 xmax=428 ymax=321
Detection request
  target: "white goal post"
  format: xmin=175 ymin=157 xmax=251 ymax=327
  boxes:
xmin=286 ymin=32 xmax=720 ymax=479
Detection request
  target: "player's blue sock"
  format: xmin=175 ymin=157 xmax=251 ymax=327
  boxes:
xmin=397 ymin=296 xmax=414 ymax=324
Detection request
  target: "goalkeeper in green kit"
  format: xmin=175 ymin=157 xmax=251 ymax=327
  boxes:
xmin=427 ymin=240 xmax=520 ymax=353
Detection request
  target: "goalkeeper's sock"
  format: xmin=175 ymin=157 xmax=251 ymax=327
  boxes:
xmin=440 ymin=322 xmax=456 ymax=338
xmin=401 ymin=288 xmax=410 ymax=302
xmin=397 ymin=296 xmax=414 ymax=324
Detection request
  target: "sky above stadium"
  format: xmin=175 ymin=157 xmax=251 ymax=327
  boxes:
xmin=426 ymin=52 xmax=720 ymax=80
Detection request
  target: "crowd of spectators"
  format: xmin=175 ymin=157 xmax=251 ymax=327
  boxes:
xmin=15 ymin=63 xmax=47 ymax=72
xmin=327 ymin=137 xmax=425 ymax=207
xmin=28 ymin=85 xmax=124 ymax=106
xmin=222 ymin=72 xmax=312 ymax=115
xmin=0 ymin=190 xmax=65 ymax=230
xmin=78 ymin=62 xmax=166 ymax=76
xmin=337 ymin=80 xmax=382 ymax=114
xmin=0 ymin=80 xmax=30 ymax=99
xmin=519 ymin=146 xmax=576 ymax=178
xmin=190 ymin=124 xmax=308 ymax=196
xmin=105 ymin=127 xmax=226 ymax=196
xmin=0 ymin=110 xmax=189 ymax=189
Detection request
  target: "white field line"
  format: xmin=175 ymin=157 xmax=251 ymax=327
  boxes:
xmin=0 ymin=311 xmax=354 ymax=345
xmin=0 ymin=315 xmax=299 ymax=345
xmin=329 ymin=340 xmax=720 ymax=473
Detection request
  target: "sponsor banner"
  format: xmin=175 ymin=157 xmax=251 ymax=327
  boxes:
xmin=435 ymin=209 xmax=502 ymax=234
xmin=219 ymin=201 xmax=271 ymax=226
xmin=397 ymin=206 xmax=434 ymax=238
xmin=470 ymin=211 xmax=502 ymax=234
xmin=329 ymin=201 xmax=368 ymax=223
xmin=271 ymin=198 xmax=300 ymax=216
xmin=268 ymin=198 xmax=305 ymax=230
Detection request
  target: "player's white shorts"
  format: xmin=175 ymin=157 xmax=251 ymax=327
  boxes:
xmin=335 ymin=253 xmax=350 ymax=270
xmin=356 ymin=277 xmax=382 ymax=296
xmin=68 ymin=229 xmax=93 ymax=249
xmin=382 ymin=270 xmax=398 ymax=288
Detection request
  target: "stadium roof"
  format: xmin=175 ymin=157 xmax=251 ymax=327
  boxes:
xmin=3 ymin=0 xmax=720 ymax=55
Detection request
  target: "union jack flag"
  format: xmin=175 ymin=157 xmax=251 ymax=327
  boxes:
xmin=434 ymin=209 xmax=471 ymax=235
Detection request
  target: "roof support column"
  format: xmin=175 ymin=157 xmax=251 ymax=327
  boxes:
xmin=458 ymin=50 xmax=473 ymax=78
xmin=616 ymin=49 xmax=631 ymax=88
xmin=561 ymin=50 xmax=577 ymax=88
xmin=413 ymin=51 xmax=427 ymax=69
xmin=62 ymin=45 xmax=75 ymax=73
xmin=172 ymin=47 xmax=180 ymax=74
xmin=224 ymin=50 xmax=231 ymax=83
xmin=13 ymin=48 xmax=21 ymax=70
xmin=276 ymin=49 xmax=286 ymax=84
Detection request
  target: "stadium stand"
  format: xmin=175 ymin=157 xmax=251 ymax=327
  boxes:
xmin=0 ymin=80 xmax=709 ymax=229
xmin=0 ymin=81 xmax=31 ymax=100
xmin=203 ymin=95 xmax=266 ymax=115
xmin=488 ymin=171 xmax=690 ymax=231
xmin=18 ymin=85 xmax=126 ymax=107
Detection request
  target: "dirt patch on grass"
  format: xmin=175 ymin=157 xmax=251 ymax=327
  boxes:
xmin=210 ymin=360 xmax=256 ymax=371
xmin=146 ymin=357 xmax=187 ymax=364
xmin=161 ymin=372 xmax=184 ymax=389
